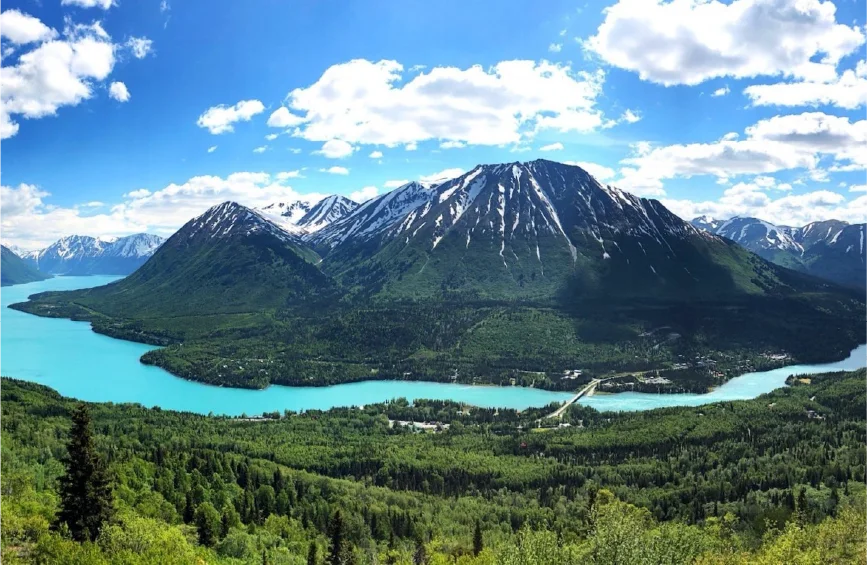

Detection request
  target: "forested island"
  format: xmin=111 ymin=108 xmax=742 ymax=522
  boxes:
xmin=2 ymin=369 xmax=864 ymax=564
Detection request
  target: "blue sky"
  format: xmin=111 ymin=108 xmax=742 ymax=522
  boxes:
xmin=1 ymin=0 xmax=866 ymax=248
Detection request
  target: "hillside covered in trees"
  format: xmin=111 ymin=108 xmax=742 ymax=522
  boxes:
xmin=2 ymin=370 xmax=865 ymax=564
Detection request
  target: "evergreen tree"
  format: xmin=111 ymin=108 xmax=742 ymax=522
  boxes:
xmin=472 ymin=520 xmax=484 ymax=556
xmin=413 ymin=536 xmax=427 ymax=565
xmin=195 ymin=502 xmax=221 ymax=546
xmin=327 ymin=509 xmax=345 ymax=565
xmin=307 ymin=541 xmax=318 ymax=565
xmin=57 ymin=404 xmax=114 ymax=542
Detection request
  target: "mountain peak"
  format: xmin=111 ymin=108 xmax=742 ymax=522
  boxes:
xmin=188 ymin=201 xmax=298 ymax=242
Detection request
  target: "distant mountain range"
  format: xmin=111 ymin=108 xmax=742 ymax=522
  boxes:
xmin=1 ymin=245 xmax=50 ymax=286
xmin=22 ymin=234 xmax=165 ymax=276
xmin=14 ymin=159 xmax=864 ymax=390
xmin=691 ymin=216 xmax=866 ymax=289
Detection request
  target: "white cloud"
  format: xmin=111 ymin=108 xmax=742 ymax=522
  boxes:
xmin=275 ymin=170 xmax=304 ymax=181
xmin=265 ymin=133 xmax=279 ymax=141
xmin=207 ymin=145 xmax=217 ymax=153
xmin=61 ymin=0 xmax=113 ymax=9
xmin=267 ymin=106 xmax=306 ymax=128
xmin=288 ymin=148 xmax=302 ymax=154
xmin=108 ymin=81 xmax=129 ymax=102
xmin=160 ymin=0 xmax=170 ymax=12
xmin=712 ymin=86 xmax=730 ymax=97
xmin=196 ymin=99 xmax=265 ymax=134
xmin=2 ymin=173 xmax=336 ymax=248
xmin=850 ymin=185 xmax=867 ymax=193
xmin=744 ymin=64 xmax=867 ymax=109
xmin=125 ymin=37 xmax=153 ymax=59
xmin=369 ymin=150 xmax=383 ymax=158
xmin=439 ymin=140 xmax=465 ymax=149
xmin=280 ymin=59 xmax=609 ymax=148
xmin=565 ymin=161 xmax=616 ymax=181
xmin=1 ymin=14 xmax=119 ymax=139
xmin=548 ymin=43 xmax=562 ymax=53
xmin=253 ymin=146 xmax=267 ymax=153
xmin=616 ymin=112 xmax=866 ymax=196
xmin=315 ymin=139 xmax=355 ymax=158
xmin=320 ymin=166 xmax=349 ymax=175
xmin=540 ymin=142 xmax=564 ymax=151
xmin=664 ymin=188 xmax=867 ymax=227
xmin=419 ymin=167 xmax=464 ymax=184
xmin=349 ymin=186 xmax=378 ymax=202
xmin=619 ymin=109 xmax=641 ymax=123
xmin=384 ymin=180 xmax=409 ymax=188
xmin=0 ymin=10 xmax=57 ymax=44
xmin=585 ymin=0 xmax=865 ymax=86
xmin=405 ymin=141 xmax=418 ymax=151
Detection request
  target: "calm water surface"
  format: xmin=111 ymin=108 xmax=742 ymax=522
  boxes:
xmin=2 ymin=276 xmax=864 ymax=416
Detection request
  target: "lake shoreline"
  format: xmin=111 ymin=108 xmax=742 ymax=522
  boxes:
xmin=3 ymin=276 xmax=866 ymax=416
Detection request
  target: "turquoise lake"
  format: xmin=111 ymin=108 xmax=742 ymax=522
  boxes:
xmin=2 ymin=276 xmax=865 ymax=416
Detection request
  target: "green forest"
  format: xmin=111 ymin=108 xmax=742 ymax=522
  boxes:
xmin=2 ymin=369 xmax=865 ymax=564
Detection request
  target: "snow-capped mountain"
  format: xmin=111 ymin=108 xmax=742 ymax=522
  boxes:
xmin=786 ymin=219 xmax=850 ymax=249
xmin=690 ymin=215 xmax=722 ymax=232
xmin=314 ymin=160 xmax=793 ymax=300
xmin=712 ymin=217 xmax=803 ymax=254
xmin=25 ymin=233 xmax=164 ymax=276
xmin=2 ymin=245 xmax=50 ymax=286
xmin=186 ymin=201 xmax=307 ymax=245
xmin=257 ymin=196 xmax=358 ymax=235
xmin=692 ymin=216 xmax=865 ymax=289
xmin=297 ymin=195 xmax=359 ymax=232
xmin=257 ymin=200 xmax=312 ymax=224
xmin=310 ymin=181 xmax=437 ymax=249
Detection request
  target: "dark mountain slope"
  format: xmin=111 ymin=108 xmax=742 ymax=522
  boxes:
xmin=28 ymin=202 xmax=335 ymax=318
xmin=1 ymin=245 xmax=50 ymax=286
xmin=330 ymin=161 xmax=831 ymax=301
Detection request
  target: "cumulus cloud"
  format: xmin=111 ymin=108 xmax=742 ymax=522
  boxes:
xmin=278 ymin=59 xmax=609 ymax=148
xmin=320 ymin=166 xmax=349 ymax=175
xmin=620 ymin=109 xmax=641 ymax=123
xmin=108 ymin=81 xmax=129 ymax=102
xmin=369 ymin=150 xmax=383 ymax=158
xmin=419 ymin=167 xmax=464 ymax=184
xmin=125 ymin=37 xmax=153 ymax=59
xmin=253 ymin=146 xmax=267 ymax=153
xmin=207 ymin=145 xmax=217 ymax=153
xmin=585 ymin=0 xmax=865 ymax=86
xmin=349 ymin=186 xmax=378 ymax=202
xmin=275 ymin=170 xmax=304 ymax=181
xmin=0 ymin=10 xmax=57 ymax=44
xmin=540 ymin=142 xmax=564 ymax=151
xmin=744 ymin=63 xmax=867 ymax=109
xmin=664 ymin=188 xmax=867 ymax=227
xmin=61 ymin=0 xmax=114 ymax=9
xmin=267 ymin=106 xmax=305 ymax=128
xmin=439 ymin=141 xmax=465 ymax=149
xmin=0 ymin=11 xmax=131 ymax=139
xmin=616 ymin=112 xmax=865 ymax=197
xmin=849 ymin=185 xmax=867 ymax=193
xmin=265 ymin=133 xmax=279 ymax=141
xmin=315 ymin=139 xmax=355 ymax=158
xmin=712 ymin=86 xmax=730 ymax=97
xmin=548 ymin=43 xmax=562 ymax=53
xmin=196 ymin=99 xmax=265 ymax=134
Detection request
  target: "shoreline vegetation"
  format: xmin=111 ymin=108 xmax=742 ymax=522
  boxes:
xmin=9 ymin=293 xmax=864 ymax=394
xmin=2 ymin=369 xmax=865 ymax=564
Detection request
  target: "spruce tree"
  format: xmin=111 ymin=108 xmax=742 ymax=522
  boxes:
xmin=57 ymin=404 xmax=114 ymax=542
xmin=413 ymin=536 xmax=427 ymax=565
xmin=195 ymin=502 xmax=221 ymax=546
xmin=327 ymin=509 xmax=344 ymax=565
xmin=472 ymin=521 xmax=484 ymax=556
xmin=307 ymin=541 xmax=318 ymax=565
